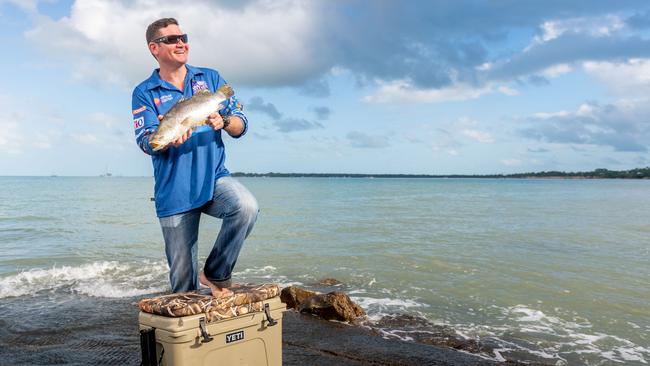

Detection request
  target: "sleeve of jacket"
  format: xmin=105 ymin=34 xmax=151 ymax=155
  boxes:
xmin=213 ymin=72 xmax=249 ymax=139
xmin=131 ymin=88 xmax=161 ymax=155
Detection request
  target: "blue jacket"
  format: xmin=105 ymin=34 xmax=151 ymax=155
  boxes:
xmin=131 ymin=65 xmax=248 ymax=217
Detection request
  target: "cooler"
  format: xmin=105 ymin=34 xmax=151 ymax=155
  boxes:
xmin=138 ymin=283 xmax=285 ymax=366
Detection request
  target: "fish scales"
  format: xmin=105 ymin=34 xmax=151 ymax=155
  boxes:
xmin=149 ymin=84 xmax=234 ymax=151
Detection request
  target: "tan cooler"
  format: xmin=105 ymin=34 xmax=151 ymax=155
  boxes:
xmin=138 ymin=283 xmax=285 ymax=366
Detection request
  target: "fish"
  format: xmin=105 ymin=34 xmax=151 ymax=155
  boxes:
xmin=148 ymin=84 xmax=234 ymax=151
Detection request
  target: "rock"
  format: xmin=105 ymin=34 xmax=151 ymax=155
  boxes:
xmin=283 ymin=311 xmax=516 ymax=366
xmin=299 ymin=291 xmax=365 ymax=322
xmin=372 ymin=314 xmax=500 ymax=356
xmin=374 ymin=313 xmax=434 ymax=328
xmin=281 ymin=286 xmax=318 ymax=310
xmin=317 ymin=278 xmax=342 ymax=286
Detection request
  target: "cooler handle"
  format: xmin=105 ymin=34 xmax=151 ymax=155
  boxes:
xmin=199 ymin=318 xmax=213 ymax=343
xmin=139 ymin=328 xmax=158 ymax=366
xmin=264 ymin=303 xmax=278 ymax=326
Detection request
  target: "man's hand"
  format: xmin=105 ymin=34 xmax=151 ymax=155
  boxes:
xmin=171 ymin=128 xmax=192 ymax=147
xmin=205 ymin=112 xmax=225 ymax=130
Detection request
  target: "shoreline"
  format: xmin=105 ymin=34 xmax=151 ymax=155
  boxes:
xmin=3 ymin=166 xmax=650 ymax=180
xmin=0 ymin=294 xmax=543 ymax=365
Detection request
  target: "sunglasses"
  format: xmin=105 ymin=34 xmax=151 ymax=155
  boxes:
xmin=151 ymin=34 xmax=188 ymax=45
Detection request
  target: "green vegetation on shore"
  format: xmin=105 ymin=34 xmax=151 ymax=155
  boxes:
xmin=232 ymin=167 xmax=650 ymax=179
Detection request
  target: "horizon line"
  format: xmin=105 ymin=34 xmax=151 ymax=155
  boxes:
xmin=1 ymin=167 xmax=649 ymax=178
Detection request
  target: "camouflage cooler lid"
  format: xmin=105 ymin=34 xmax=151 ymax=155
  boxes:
xmin=138 ymin=283 xmax=280 ymax=322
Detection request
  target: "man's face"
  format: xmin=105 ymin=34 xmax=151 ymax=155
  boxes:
xmin=149 ymin=24 xmax=189 ymax=66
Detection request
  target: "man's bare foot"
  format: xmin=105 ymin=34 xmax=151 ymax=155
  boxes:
xmin=199 ymin=272 xmax=234 ymax=298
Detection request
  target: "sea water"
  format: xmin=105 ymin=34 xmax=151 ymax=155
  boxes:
xmin=0 ymin=176 xmax=648 ymax=365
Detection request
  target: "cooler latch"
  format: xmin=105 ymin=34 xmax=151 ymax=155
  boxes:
xmin=198 ymin=318 xmax=213 ymax=343
xmin=263 ymin=303 xmax=277 ymax=326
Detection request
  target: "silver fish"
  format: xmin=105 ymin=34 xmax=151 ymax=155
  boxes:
xmin=149 ymin=84 xmax=234 ymax=151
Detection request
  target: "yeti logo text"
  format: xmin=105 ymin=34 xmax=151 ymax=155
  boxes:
xmin=225 ymin=330 xmax=244 ymax=343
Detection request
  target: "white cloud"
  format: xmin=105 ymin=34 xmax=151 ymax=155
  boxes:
xmin=25 ymin=0 xmax=321 ymax=88
xmin=583 ymin=58 xmax=650 ymax=96
xmin=1 ymin=0 xmax=38 ymax=13
xmin=0 ymin=93 xmax=131 ymax=153
xmin=32 ymin=132 xmax=52 ymax=149
xmin=404 ymin=122 xmax=462 ymax=154
xmin=501 ymin=158 xmax=522 ymax=166
xmin=0 ymin=95 xmax=56 ymax=153
xmin=0 ymin=120 xmax=54 ymax=153
xmin=347 ymin=131 xmax=390 ymax=149
xmin=461 ymin=129 xmax=494 ymax=143
xmin=0 ymin=121 xmax=25 ymax=154
xmin=71 ymin=133 xmax=98 ymax=144
xmin=542 ymin=63 xmax=572 ymax=78
xmin=532 ymin=111 xmax=571 ymax=119
xmin=496 ymin=14 xmax=644 ymax=84
xmin=363 ymin=79 xmax=516 ymax=104
xmin=497 ymin=86 xmax=519 ymax=96
xmin=521 ymin=98 xmax=650 ymax=152
xmin=89 ymin=112 xmax=118 ymax=128
xmin=538 ymin=15 xmax=625 ymax=43
xmin=455 ymin=117 xmax=494 ymax=143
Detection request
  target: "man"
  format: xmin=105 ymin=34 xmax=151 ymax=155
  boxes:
xmin=132 ymin=18 xmax=258 ymax=298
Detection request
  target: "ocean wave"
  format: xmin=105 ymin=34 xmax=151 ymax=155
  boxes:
xmin=445 ymin=304 xmax=650 ymax=365
xmin=2 ymin=263 xmax=647 ymax=365
xmin=359 ymin=302 xmax=649 ymax=365
xmin=0 ymin=214 xmax=59 ymax=222
xmin=233 ymin=266 xmax=304 ymax=288
xmin=0 ymin=262 xmax=309 ymax=299
xmin=233 ymin=265 xmax=277 ymax=275
xmin=0 ymin=261 xmax=169 ymax=299
xmin=352 ymin=295 xmax=428 ymax=314
xmin=352 ymin=295 xmax=431 ymax=330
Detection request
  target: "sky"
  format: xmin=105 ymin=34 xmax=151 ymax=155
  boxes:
xmin=2 ymin=0 xmax=650 ymax=176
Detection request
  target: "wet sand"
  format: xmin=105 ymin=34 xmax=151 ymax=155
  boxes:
xmin=0 ymin=295 xmax=532 ymax=365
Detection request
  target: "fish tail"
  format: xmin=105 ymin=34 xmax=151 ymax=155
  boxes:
xmin=217 ymin=84 xmax=234 ymax=98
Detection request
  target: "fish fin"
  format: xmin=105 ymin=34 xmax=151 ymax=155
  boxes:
xmin=216 ymin=84 xmax=234 ymax=98
xmin=196 ymin=89 xmax=211 ymax=95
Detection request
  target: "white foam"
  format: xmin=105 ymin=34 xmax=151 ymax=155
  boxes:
xmin=627 ymin=321 xmax=641 ymax=329
xmin=233 ymin=266 xmax=277 ymax=275
xmin=232 ymin=266 xmax=303 ymax=288
xmin=451 ymin=304 xmax=650 ymax=365
xmin=615 ymin=346 xmax=649 ymax=363
xmin=489 ymin=348 xmax=508 ymax=362
xmin=353 ymin=295 xmax=430 ymax=325
xmin=376 ymin=328 xmax=415 ymax=342
xmin=79 ymin=282 xmax=167 ymax=298
xmin=351 ymin=295 xmax=427 ymax=311
xmin=506 ymin=304 xmax=589 ymax=329
xmin=0 ymin=260 xmax=169 ymax=298
xmin=347 ymin=289 xmax=368 ymax=295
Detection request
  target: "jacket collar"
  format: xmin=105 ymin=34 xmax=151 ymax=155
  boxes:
xmin=145 ymin=64 xmax=204 ymax=90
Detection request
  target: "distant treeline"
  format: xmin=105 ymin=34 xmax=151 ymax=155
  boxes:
xmin=232 ymin=167 xmax=650 ymax=179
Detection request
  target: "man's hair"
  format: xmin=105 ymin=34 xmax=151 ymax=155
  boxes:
xmin=146 ymin=18 xmax=179 ymax=43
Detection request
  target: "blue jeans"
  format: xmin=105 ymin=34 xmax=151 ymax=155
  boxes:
xmin=159 ymin=176 xmax=258 ymax=293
